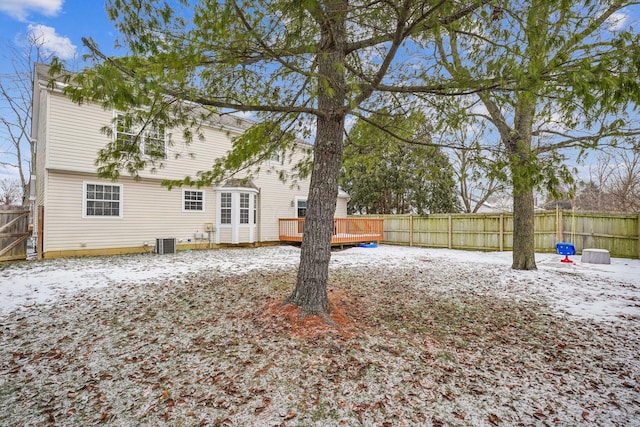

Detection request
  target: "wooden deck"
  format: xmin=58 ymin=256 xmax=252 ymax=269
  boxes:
xmin=279 ymin=217 xmax=384 ymax=244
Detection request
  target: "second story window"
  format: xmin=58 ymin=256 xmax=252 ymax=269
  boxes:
xmin=115 ymin=113 xmax=167 ymax=158
xmin=115 ymin=114 xmax=136 ymax=149
xmin=143 ymin=121 xmax=167 ymax=158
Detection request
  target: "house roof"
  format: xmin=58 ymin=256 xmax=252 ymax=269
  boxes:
xmin=338 ymin=188 xmax=350 ymax=200
xmin=221 ymin=178 xmax=259 ymax=190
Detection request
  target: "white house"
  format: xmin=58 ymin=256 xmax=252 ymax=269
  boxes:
xmin=31 ymin=63 xmax=350 ymax=258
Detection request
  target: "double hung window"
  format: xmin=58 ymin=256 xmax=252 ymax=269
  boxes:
xmin=183 ymin=190 xmax=204 ymax=211
xmin=220 ymin=193 xmax=232 ymax=224
xmin=115 ymin=113 xmax=167 ymax=158
xmin=240 ymin=194 xmax=250 ymax=224
xmin=83 ymin=183 xmax=122 ymax=218
xmin=297 ymin=198 xmax=307 ymax=218
xmin=253 ymin=194 xmax=258 ymax=224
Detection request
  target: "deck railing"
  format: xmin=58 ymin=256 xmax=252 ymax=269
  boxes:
xmin=279 ymin=217 xmax=384 ymax=244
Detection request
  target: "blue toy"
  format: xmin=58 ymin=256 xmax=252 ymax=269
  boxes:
xmin=358 ymin=242 xmax=378 ymax=248
xmin=555 ymin=242 xmax=576 ymax=263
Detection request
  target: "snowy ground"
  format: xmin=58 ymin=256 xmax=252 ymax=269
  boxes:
xmin=2 ymin=245 xmax=639 ymax=322
xmin=0 ymin=245 xmax=639 ymax=426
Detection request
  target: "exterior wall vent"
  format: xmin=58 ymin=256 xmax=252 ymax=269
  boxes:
xmin=156 ymin=238 xmax=176 ymax=254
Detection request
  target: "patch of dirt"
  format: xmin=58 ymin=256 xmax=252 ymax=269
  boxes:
xmin=253 ymin=289 xmax=357 ymax=340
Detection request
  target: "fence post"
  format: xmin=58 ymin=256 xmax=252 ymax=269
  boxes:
xmin=499 ymin=214 xmax=504 ymax=251
xmin=409 ymin=215 xmax=413 ymax=247
xmin=38 ymin=205 xmax=44 ymax=260
xmin=556 ymin=207 xmax=563 ymax=242
xmin=448 ymin=214 xmax=452 ymax=249
xmin=637 ymin=214 xmax=640 ymax=259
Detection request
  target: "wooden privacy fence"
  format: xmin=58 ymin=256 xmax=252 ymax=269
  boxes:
xmin=360 ymin=210 xmax=640 ymax=259
xmin=0 ymin=209 xmax=29 ymax=262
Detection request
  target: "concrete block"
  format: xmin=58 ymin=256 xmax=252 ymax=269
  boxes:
xmin=581 ymin=248 xmax=610 ymax=264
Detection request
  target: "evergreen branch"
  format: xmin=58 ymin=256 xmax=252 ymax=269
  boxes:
xmin=536 ymin=128 xmax=640 ymax=153
xmin=231 ymin=1 xmax=490 ymax=64
xmin=350 ymin=110 xmax=472 ymax=151
xmin=77 ymin=37 xmax=325 ymax=118
xmin=230 ymin=1 xmax=314 ymax=78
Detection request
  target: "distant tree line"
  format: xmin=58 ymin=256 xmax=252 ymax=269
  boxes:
xmin=543 ymin=138 xmax=640 ymax=213
xmin=340 ymin=111 xmax=461 ymax=215
xmin=0 ymin=177 xmax=22 ymax=206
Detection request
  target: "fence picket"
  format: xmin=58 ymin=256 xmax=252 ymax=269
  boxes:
xmin=0 ymin=210 xmax=29 ymax=262
xmin=355 ymin=211 xmax=640 ymax=259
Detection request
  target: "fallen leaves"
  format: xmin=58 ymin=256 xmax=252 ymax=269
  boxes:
xmin=254 ymin=397 xmax=271 ymax=414
xmin=488 ymin=413 xmax=502 ymax=425
xmin=251 ymin=293 xmax=356 ymax=340
xmin=0 ymin=260 xmax=638 ymax=426
xmin=282 ymin=410 xmax=297 ymax=420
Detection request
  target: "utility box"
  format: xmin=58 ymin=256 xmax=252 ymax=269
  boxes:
xmin=156 ymin=238 xmax=176 ymax=254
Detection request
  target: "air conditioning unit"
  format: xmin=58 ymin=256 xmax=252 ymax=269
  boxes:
xmin=155 ymin=238 xmax=176 ymax=254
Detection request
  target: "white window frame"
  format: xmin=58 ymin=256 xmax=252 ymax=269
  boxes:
xmin=253 ymin=194 xmax=258 ymax=225
xmin=240 ymin=193 xmax=250 ymax=224
xmin=114 ymin=111 xmax=167 ymax=158
xmin=82 ymin=181 xmax=123 ymax=219
xmin=215 ymin=186 xmax=259 ymax=244
xmin=295 ymin=196 xmax=307 ymax=218
xmin=142 ymin=120 xmax=167 ymax=158
xmin=220 ymin=192 xmax=232 ymax=225
xmin=182 ymin=189 xmax=205 ymax=212
xmin=269 ymin=151 xmax=281 ymax=162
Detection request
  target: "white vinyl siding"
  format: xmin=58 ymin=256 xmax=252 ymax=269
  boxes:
xmin=45 ymin=92 xmax=240 ymax=180
xmin=335 ymin=193 xmax=349 ymax=217
xmin=43 ymin=173 xmax=217 ymax=253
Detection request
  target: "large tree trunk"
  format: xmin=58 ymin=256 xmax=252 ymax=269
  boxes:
xmin=286 ymin=0 xmax=347 ymax=316
xmin=478 ymin=93 xmax=539 ymax=270
xmin=286 ymin=118 xmax=344 ymax=314
xmin=512 ymin=188 xmax=537 ymax=269
xmin=509 ymin=105 xmax=537 ymax=270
